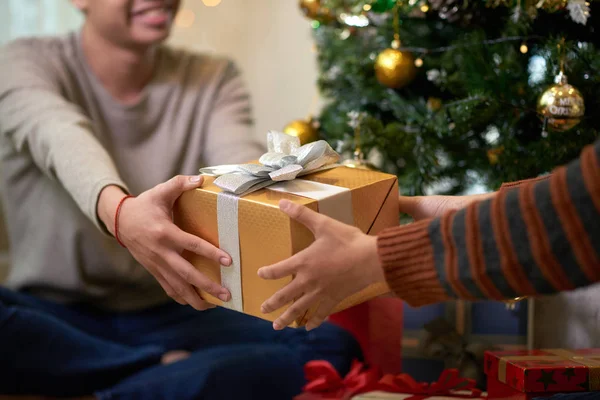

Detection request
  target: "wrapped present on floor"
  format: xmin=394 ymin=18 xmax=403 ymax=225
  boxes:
xmin=402 ymin=298 xmax=533 ymax=385
xmin=294 ymin=359 xmax=485 ymax=400
xmin=484 ymin=348 xmax=600 ymax=399
xmin=173 ymin=131 xmax=398 ymax=327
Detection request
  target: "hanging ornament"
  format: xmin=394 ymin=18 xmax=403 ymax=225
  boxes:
xmin=299 ymin=0 xmax=334 ymax=23
xmin=537 ymin=39 xmax=585 ymax=132
xmin=299 ymin=0 xmax=321 ymax=18
xmin=537 ymin=0 xmax=568 ymax=12
xmin=374 ymin=1 xmax=416 ymax=89
xmin=427 ymin=97 xmax=443 ymax=112
xmin=283 ymin=118 xmax=320 ymax=145
xmin=487 ymin=146 xmax=504 ymax=165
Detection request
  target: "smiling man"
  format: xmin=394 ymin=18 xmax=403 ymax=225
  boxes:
xmin=0 ymin=0 xmax=360 ymax=398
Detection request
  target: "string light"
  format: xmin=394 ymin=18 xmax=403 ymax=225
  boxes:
xmin=520 ymin=43 xmax=528 ymax=53
xmin=202 ymin=0 xmax=222 ymax=6
xmin=363 ymin=4 xmax=372 ymax=11
xmin=175 ymin=9 xmax=195 ymax=28
xmin=414 ymin=57 xmax=424 ymax=67
xmin=420 ymin=3 xmax=430 ymax=12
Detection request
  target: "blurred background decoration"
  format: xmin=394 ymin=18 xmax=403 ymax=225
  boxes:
xmin=298 ymin=0 xmax=599 ymax=196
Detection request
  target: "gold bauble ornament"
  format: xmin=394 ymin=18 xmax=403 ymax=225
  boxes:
xmin=299 ymin=0 xmax=321 ymax=18
xmin=427 ymin=97 xmax=442 ymax=112
xmin=537 ymin=0 xmax=568 ymax=12
xmin=374 ymin=48 xmax=416 ymax=89
xmin=283 ymin=118 xmax=320 ymax=145
xmin=487 ymin=146 xmax=505 ymax=165
xmin=299 ymin=0 xmax=333 ymax=22
xmin=537 ymin=71 xmax=585 ymax=132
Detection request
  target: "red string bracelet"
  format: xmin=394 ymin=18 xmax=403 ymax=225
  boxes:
xmin=115 ymin=195 xmax=134 ymax=248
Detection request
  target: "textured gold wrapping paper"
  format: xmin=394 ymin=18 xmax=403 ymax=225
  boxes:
xmin=173 ymin=166 xmax=399 ymax=327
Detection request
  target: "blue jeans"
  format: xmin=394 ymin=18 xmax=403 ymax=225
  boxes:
xmin=0 ymin=287 xmax=361 ymax=399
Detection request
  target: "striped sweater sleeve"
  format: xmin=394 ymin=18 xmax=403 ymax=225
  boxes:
xmin=378 ymin=138 xmax=600 ymax=307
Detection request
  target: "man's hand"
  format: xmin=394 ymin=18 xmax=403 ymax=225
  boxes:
xmin=258 ymin=200 xmax=385 ymax=331
xmin=98 ymin=176 xmax=232 ymax=310
xmin=399 ymin=193 xmax=495 ymax=220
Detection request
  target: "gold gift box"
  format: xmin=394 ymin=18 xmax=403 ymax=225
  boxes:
xmin=173 ymin=166 xmax=399 ymax=327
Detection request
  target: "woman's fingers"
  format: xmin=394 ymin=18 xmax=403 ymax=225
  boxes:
xmin=272 ymin=291 xmax=320 ymax=330
xmin=261 ymin=278 xmax=305 ymax=314
xmin=305 ymin=297 xmax=339 ymax=331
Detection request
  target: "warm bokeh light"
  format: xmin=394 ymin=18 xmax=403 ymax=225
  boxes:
xmin=520 ymin=44 xmax=528 ymax=54
xmin=202 ymin=0 xmax=222 ymax=6
xmin=175 ymin=9 xmax=196 ymax=28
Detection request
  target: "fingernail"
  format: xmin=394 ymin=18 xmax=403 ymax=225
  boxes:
xmin=257 ymin=268 xmax=264 ymax=278
xmin=218 ymin=292 xmax=230 ymax=302
xmin=261 ymin=305 xmax=268 ymax=313
xmin=220 ymin=257 xmax=231 ymax=266
xmin=189 ymin=175 xmax=202 ymax=183
xmin=273 ymin=322 xmax=282 ymax=330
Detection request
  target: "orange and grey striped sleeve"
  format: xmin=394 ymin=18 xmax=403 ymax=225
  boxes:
xmin=378 ymin=138 xmax=600 ymax=307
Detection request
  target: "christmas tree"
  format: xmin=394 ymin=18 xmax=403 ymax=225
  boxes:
xmin=297 ymin=0 xmax=599 ymax=196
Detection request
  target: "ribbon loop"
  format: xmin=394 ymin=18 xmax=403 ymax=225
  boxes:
xmin=200 ymin=131 xmax=340 ymax=196
xmin=301 ymin=360 xmax=483 ymax=399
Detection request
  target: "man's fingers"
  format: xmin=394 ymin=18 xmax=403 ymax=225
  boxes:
xmin=166 ymin=253 xmax=231 ymax=302
xmin=151 ymin=268 xmax=187 ymax=306
xmin=261 ymin=278 xmax=305 ymax=314
xmin=272 ymin=291 xmax=319 ymax=331
xmin=176 ymin=229 xmax=231 ymax=266
xmin=160 ymin=264 xmax=211 ymax=311
xmin=155 ymin=175 xmax=204 ymax=206
xmin=305 ymin=298 xmax=339 ymax=331
xmin=279 ymin=200 xmax=325 ymax=234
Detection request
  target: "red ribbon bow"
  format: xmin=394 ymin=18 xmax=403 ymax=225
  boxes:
xmin=297 ymin=360 xmax=485 ymax=400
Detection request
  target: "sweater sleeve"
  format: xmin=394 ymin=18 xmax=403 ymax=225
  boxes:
xmin=202 ymin=61 xmax=265 ymax=166
xmin=379 ymin=138 xmax=600 ymax=307
xmin=0 ymin=40 xmax=127 ymax=232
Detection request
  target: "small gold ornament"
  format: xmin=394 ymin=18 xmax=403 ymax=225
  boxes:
xmin=537 ymin=0 xmax=568 ymax=12
xmin=283 ymin=118 xmax=320 ymax=145
xmin=487 ymin=146 xmax=505 ymax=165
xmin=427 ymin=97 xmax=442 ymax=112
xmin=537 ymin=71 xmax=585 ymax=132
xmin=375 ymin=48 xmax=416 ymax=89
xmin=299 ymin=0 xmax=334 ymax=22
xmin=375 ymin=0 xmax=417 ymax=89
xmin=299 ymin=0 xmax=321 ymax=18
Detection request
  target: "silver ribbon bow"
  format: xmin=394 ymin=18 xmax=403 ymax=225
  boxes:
xmin=200 ymin=131 xmax=340 ymax=196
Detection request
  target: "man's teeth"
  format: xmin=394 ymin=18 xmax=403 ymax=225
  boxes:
xmin=142 ymin=8 xmax=169 ymax=16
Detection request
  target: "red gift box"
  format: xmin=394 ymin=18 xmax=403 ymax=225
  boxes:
xmin=484 ymin=348 xmax=600 ymax=399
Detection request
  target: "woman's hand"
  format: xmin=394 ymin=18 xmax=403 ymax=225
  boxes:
xmin=399 ymin=193 xmax=495 ymax=220
xmin=258 ymin=200 xmax=385 ymax=331
xmin=98 ymin=175 xmax=232 ymax=311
